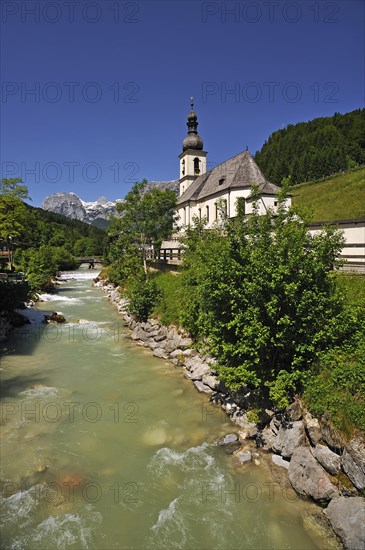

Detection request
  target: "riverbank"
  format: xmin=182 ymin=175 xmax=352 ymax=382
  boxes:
xmin=96 ymin=277 xmax=365 ymax=550
xmin=2 ymin=267 xmax=343 ymax=550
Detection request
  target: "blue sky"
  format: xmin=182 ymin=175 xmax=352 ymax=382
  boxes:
xmin=1 ymin=0 xmax=364 ymax=206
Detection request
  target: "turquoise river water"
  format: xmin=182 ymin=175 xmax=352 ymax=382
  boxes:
xmin=0 ymin=269 xmax=340 ymax=549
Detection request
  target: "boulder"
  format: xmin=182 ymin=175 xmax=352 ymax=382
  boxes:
xmin=193 ymin=380 xmax=213 ymax=394
xmin=44 ymin=312 xmax=66 ymax=324
xmin=325 ymin=497 xmax=365 ymax=550
xmin=234 ymin=449 xmax=252 ymax=465
xmin=188 ymin=363 xmax=211 ymax=381
xmin=341 ymin=436 xmax=365 ymax=490
xmin=288 ymin=447 xmax=339 ymax=503
xmin=272 ymin=421 xmax=306 ymax=458
xmin=130 ymin=327 xmax=148 ymax=341
xmin=169 ymin=349 xmax=184 ymax=358
xmin=219 ymin=433 xmax=238 ymax=445
xmin=218 ymin=433 xmax=240 ymax=454
xmin=313 ymin=443 xmax=341 ymax=476
xmin=256 ymin=426 xmax=277 ymax=452
xmin=185 ymin=356 xmax=201 ymax=371
xmin=164 ymin=339 xmax=177 ymax=354
xmin=154 ymin=334 xmax=167 ymax=343
xmin=303 ymin=411 xmax=322 ymax=446
xmin=179 ymin=337 xmax=193 ymax=349
xmin=148 ymin=341 xmax=159 ymax=350
xmin=153 ymin=348 xmax=168 ymax=359
xmin=182 ymin=349 xmax=196 ymax=357
xmin=287 ymin=399 xmax=303 ymax=421
xmin=320 ymin=421 xmax=344 ymax=452
xmin=271 ymin=454 xmax=290 ymax=469
xmin=202 ymin=373 xmax=220 ymax=390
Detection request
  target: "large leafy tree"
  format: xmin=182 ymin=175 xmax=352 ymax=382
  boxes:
xmin=107 ymin=179 xmax=177 ymax=274
xmin=180 ymin=184 xmax=349 ymax=407
xmin=0 ymin=178 xmax=30 ymax=268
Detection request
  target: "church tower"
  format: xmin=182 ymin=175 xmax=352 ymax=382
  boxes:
xmin=178 ymin=98 xmax=207 ymax=196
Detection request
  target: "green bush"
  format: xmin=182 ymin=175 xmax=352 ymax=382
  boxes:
xmin=0 ymin=280 xmax=31 ymax=310
xmin=108 ymin=252 xmax=144 ymax=287
xmin=179 ymin=187 xmax=347 ymax=407
xmin=152 ymin=271 xmax=182 ymax=326
xmin=303 ymin=334 xmax=365 ymax=434
xmin=126 ymin=277 xmax=161 ymax=322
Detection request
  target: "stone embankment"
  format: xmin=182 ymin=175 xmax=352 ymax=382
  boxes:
xmin=96 ymin=278 xmax=365 ymax=550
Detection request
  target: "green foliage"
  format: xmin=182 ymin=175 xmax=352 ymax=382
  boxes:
xmin=292 ymin=167 xmax=365 ymax=222
xmin=125 ymin=276 xmax=161 ymax=322
xmin=108 ymin=248 xmax=144 ymax=287
xmin=106 ymin=180 xmax=177 ymax=274
xmin=334 ymin=273 xmax=365 ymax=307
xmin=0 ymin=178 xmax=31 ymax=268
xmin=179 ymin=187 xmax=347 ymax=407
xmin=0 ymin=280 xmax=31 ymax=311
xmin=254 ymin=109 xmax=365 ymax=185
xmin=152 ymin=271 xmax=182 ymax=326
xmin=303 ymin=335 xmax=365 ymax=434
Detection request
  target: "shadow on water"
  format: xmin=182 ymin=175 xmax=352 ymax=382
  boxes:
xmin=0 ymin=307 xmax=60 ymax=357
xmin=0 ymin=373 xmax=49 ymax=399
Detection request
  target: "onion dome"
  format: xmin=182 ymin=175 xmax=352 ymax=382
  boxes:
xmin=182 ymin=97 xmax=204 ymax=151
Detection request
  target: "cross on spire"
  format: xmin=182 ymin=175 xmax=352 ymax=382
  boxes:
xmin=190 ymin=96 xmax=194 ymax=110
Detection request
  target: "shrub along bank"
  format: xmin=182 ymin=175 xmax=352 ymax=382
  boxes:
xmin=105 ymin=186 xmax=365 ymax=436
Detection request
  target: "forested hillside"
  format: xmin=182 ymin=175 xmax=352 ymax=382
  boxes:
xmin=255 ymin=109 xmax=365 ymax=185
xmin=0 ymin=179 xmax=105 ymax=290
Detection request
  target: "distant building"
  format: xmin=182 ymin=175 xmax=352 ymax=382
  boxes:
xmin=176 ymin=99 xmax=290 ymax=228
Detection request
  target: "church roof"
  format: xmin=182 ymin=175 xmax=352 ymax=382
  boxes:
xmin=177 ymin=150 xmax=281 ymax=205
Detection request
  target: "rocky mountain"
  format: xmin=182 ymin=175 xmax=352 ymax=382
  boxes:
xmin=41 ymin=181 xmax=179 ymax=227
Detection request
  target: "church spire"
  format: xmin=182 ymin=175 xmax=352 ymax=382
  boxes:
xmin=183 ymin=97 xmax=204 ymax=151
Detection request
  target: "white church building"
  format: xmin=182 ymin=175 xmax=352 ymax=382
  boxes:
xmin=176 ymin=99 xmax=288 ymax=228
xmin=158 ymin=100 xmax=364 ymax=272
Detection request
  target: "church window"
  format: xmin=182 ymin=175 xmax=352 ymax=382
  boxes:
xmin=194 ymin=157 xmax=200 ymax=174
xmin=206 ymin=205 xmax=209 ymax=222
xmin=215 ymin=202 xmax=219 ymax=220
xmin=198 ymin=208 xmax=201 ymax=219
xmin=182 ymin=159 xmax=185 ymax=176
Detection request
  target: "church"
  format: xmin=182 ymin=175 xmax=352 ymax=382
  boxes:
xmin=176 ymin=99 xmax=289 ymax=228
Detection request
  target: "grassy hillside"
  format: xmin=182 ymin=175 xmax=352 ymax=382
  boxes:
xmin=292 ymin=166 xmax=365 ymax=222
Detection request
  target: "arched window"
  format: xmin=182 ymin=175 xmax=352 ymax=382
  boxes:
xmin=194 ymin=157 xmax=200 ymax=175
xmin=181 ymin=159 xmax=185 ymax=176
xmin=206 ymin=205 xmax=209 ymax=222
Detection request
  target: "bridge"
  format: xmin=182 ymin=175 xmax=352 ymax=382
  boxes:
xmin=75 ymin=257 xmax=103 ymax=265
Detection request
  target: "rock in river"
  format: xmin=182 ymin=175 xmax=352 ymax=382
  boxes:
xmin=288 ymin=447 xmax=339 ymax=503
xmin=325 ymin=497 xmax=365 ymax=550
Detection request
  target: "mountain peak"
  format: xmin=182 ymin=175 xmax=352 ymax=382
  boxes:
xmin=40 ymin=180 xmax=179 ymax=227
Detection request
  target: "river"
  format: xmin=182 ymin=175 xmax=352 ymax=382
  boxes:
xmin=0 ymin=269 xmax=340 ymax=549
